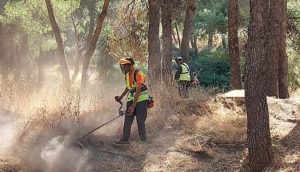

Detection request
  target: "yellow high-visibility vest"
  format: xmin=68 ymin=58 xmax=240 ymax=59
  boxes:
xmin=125 ymin=70 xmax=149 ymax=102
xmin=179 ymin=63 xmax=191 ymax=81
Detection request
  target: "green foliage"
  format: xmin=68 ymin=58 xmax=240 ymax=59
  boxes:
xmin=0 ymin=0 xmax=79 ymax=34
xmin=288 ymin=0 xmax=300 ymax=24
xmin=239 ymin=0 xmax=250 ymax=27
xmin=189 ymin=49 xmax=230 ymax=89
xmin=93 ymin=25 xmax=117 ymax=82
xmin=288 ymin=52 xmax=300 ymax=91
xmin=194 ymin=0 xmax=228 ymax=35
xmin=287 ymin=1 xmax=300 ymax=91
xmin=0 ymin=0 xmax=12 ymax=14
xmin=287 ymin=39 xmax=300 ymax=91
xmin=0 ymin=0 xmax=80 ymax=57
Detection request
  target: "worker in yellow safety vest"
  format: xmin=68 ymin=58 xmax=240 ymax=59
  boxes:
xmin=174 ymin=56 xmax=192 ymax=98
xmin=114 ymin=58 xmax=149 ymax=145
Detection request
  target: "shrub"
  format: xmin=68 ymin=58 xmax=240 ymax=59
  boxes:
xmin=287 ymin=48 xmax=300 ymax=91
xmin=189 ymin=49 xmax=230 ymax=90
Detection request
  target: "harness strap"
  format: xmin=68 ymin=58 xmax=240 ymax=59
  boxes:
xmin=129 ymin=86 xmax=148 ymax=94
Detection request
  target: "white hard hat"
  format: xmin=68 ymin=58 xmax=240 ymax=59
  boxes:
xmin=175 ymin=56 xmax=183 ymax=60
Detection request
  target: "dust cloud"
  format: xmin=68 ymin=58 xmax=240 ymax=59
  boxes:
xmin=0 ymin=110 xmax=22 ymax=155
xmin=0 ymin=83 xmax=126 ymax=171
xmin=16 ymin=125 xmax=92 ymax=172
xmin=14 ymin=100 xmax=123 ymax=172
xmin=40 ymin=136 xmax=89 ymax=172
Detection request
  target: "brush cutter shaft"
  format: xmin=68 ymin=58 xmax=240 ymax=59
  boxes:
xmin=76 ymin=100 xmax=128 ymax=140
xmin=77 ymin=115 xmax=122 ymax=139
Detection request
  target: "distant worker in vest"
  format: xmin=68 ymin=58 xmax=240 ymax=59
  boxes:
xmin=114 ymin=58 xmax=149 ymax=145
xmin=174 ymin=56 xmax=192 ymax=98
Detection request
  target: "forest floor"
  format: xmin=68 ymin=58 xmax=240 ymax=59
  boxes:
xmin=0 ymin=89 xmax=300 ymax=172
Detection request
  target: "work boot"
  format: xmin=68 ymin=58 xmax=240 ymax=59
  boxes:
xmin=114 ymin=138 xmax=129 ymax=145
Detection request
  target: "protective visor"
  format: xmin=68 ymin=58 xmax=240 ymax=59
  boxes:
xmin=119 ymin=64 xmax=126 ymax=74
xmin=119 ymin=59 xmax=131 ymax=65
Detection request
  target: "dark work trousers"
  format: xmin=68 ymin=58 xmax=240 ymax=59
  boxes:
xmin=122 ymin=100 xmax=148 ymax=141
xmin=178 ymin=81 xmax=190 ymax=98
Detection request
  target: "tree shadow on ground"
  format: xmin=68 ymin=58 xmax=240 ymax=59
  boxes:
xmin=280 ymin=121 xmax=300 ymax=151
xmin=270 ymin=121 xmax=300 ymax=171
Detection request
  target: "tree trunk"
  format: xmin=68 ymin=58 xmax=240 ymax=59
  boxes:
xmin=15 ymin=34 xmax=30 ymax=82
xmin=45 ymin=0 xmax=70 ymax=85
xmin=191 ymin=35 xmax=198 ymax=56
xmin=264 ymin=0 xmax=279 ymax=97
xmin=87 ymin=0 xmax=97 ymax=46
xmin=70 ymin=8 xmax=85 ymax=84
xmin=80 ymin=0 xmax=110 ymax=94
xmin=222 ymin=34 xmax=227 ymax=49
xmin=228 ymin=0 xmax=242 ymax=89
xmin=12 ymin=40 xmax=21 ymax=82
xmin=21 ymin=34 xmax=33 ymax=81
xmin=276 ymin=0 xmax=289 ymax=98
xmin=37 ymin=49 xmax=45 ymax=88
xmin=180 ymin=0 xmax=197 ymax=61
xmin=0 ymin=24 xmax=3 ymax=61
xmin=161 ymin=0 xmax=173 ymax=84
xmin=0 ymin=24 xmax=3 ymax=82
xmin=1 ymin=50 xmax=9 ymax=84
xmin=175 ymin=23 xmax=181 ymax=47
xmin=148 ymin=0 xmax=161 ymax=88
xmin=71 ymin=48 xmax=81 ymax=83
xmin=1 ymin=26 xmax=9 ymax=83
xmin=172 ymin=29 xmax=178 ymax=46
xmin=1 ymin=64 xmax=8 ymax=83
xmin=190 ymin=35 xmax=194 ymax=50
xmin=208 ymin=33 xmax=213 ymax=49
xmin=245 ymin=0 xmax=273 ymax=171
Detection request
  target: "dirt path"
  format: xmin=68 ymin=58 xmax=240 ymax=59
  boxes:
xmin=267 ymin=96 xmax=300 ymax=171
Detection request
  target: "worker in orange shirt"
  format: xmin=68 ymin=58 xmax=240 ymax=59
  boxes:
xmin=114 ymin=58 xmax=149 ymax=144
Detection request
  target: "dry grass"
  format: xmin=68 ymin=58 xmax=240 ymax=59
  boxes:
xmin=182 ymin=98 xmax=247 ymax=145
xmin=1 ymin=79 xmax=299 ymax=172
xmin=143 ymin=152 xmax=196 ymax=172
xmin=0 ymin=158 xmax=19 ymax=172
xmin=0 ymin=81 xmax=130 ymax=171
xmin=142 ymin=90 xmax=248 ymax=172
xmin=0 ymin=81 xmax=188 ymax=171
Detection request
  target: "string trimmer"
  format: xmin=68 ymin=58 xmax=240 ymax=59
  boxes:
xmin=73 ymin=99 xmax=129 ymax=148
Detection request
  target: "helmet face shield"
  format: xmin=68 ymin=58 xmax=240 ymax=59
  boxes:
xmin=118 ymin=58 xmax=131 ymax=74
xmin=120 ymin=64 xmax=131 ymax=74
xmin=120 ymin=64 xmax=126 ymax=74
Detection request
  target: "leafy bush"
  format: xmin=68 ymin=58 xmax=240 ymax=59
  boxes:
xmin=287 ymin=48 xmax=300 ymax=91
xmin=189 ymin=49 xmax=230 ymax=89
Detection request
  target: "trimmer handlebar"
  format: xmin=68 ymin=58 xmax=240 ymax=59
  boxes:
xmin=115 ymin=97 xmax=129 ymax=116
